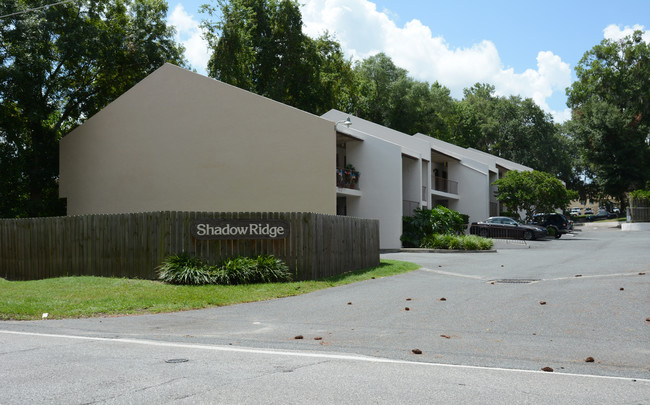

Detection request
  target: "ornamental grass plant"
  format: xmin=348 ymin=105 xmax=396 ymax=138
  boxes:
xmin=157 ymin=253 xmax=213 ymax=285
xmin=421 ymin=234 xmax=493 ymax=250
xmin=157 ymin=253 xmax=292 ymax=285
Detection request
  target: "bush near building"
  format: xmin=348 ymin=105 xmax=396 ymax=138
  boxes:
xmin=157 ymin=253 xmax=292 ymax=285
xmin=401 ymin=206 xmax=491 ymax=250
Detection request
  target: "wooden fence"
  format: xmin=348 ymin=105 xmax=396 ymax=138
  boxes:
xmin=628 ymin=198 xmax=650 ymax=223
xmin=0 ymin=212 xmax=380 ymax=281
xmin=627 ymin=207 xmax=650 ymax=223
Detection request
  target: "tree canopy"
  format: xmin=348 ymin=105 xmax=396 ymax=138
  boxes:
xmin=201 ymin=0 xmax=355 ymax=115
xmin=492 ymin=170 xmax=578 ymax=221
xmin=0 ymin=0 xmax=186 ymax=217
xmin=566 ymin=30 xmax=650 ymax=203
xmin=8 ymin=0 xmax=648 ymax=217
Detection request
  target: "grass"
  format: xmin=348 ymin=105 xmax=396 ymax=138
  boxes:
xmin=0 ymin=260 xmax=419 ymax=320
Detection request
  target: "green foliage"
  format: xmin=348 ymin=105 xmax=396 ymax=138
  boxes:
xmin=566 ymin=30 xmax=650 ymax=201
xmin=212 ymin=255 xmax=291 ymax=285
xmin=156 ymin=253 xmax=214 ymax=285
xmin=254 ymin=254 xmax=292 ymax=282
xmin=420 ymin=234 xmax=493 ymax=250
xmin=0 ymin=0 xmax=186 ymax=218
xmin=0 ymin=260 xmax=419 ymax=320
xmin=157 ymin=253 xmax=292 ymax=285
xmin=453 ymin=84 xmax=575 ymax=183
xmin=201 ymin=0 xmax=355 ymax=115
xmin=352 ymin=53 xmax=456 ymax=139
xmin=629 ymin=189 xmax=650 ymax=200
xmin=401 ymin=206 xmax=466 ymax=248
xmin=493 ymin=170 xmax=578 ymax=221
xmin=629 ymin=189 xmax=650 ymax=207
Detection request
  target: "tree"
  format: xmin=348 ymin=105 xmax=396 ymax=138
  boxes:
xmin=452 ymin=83 xmax=499 ymax=151
xmin=451 ymin=84 xmax=574 ymax=182
xmin=0 ymin=0 xmax=186 ymax=217
xmin=492 ymin=170 xmax=578 ymax=221
xmin=352 ymin=52 xmax=456 ymax=138
xmin=566 ymin=30 xmax=650 ymax=203
xmin=201 ymin=0 xmax=354 ymax=115
xmin=352 ymin=53 xmax=408 ymax=126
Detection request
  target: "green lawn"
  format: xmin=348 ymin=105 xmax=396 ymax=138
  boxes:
xmin=0 ymin=260 xmax=419 ymax=320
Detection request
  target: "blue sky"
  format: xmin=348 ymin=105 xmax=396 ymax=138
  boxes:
xmin=167 ymin=0 xmax=650 ymax=123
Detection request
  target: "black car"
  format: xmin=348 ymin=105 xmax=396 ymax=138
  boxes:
xmin=469 ymin=216 xmax=547 ymax=240
xmin=530 ymin=213 xmax=573 ymax=239
xmin=587 ymin=209 xmax=617 ymax=222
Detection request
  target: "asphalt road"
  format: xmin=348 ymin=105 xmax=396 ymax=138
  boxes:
xmin=1 ymin=223 xmax=649 ymax=404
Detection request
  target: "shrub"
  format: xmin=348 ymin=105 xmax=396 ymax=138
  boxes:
xmin=157 ymin=253 xmax=213 ymax=285
xmin=401 ymin=206 xmax=466 ymax=247
xmin=211 ymin=256 xmax=255 ymax=285
xmin=462 ymin=235 xmax=480 ymax=250
xmin=253 ymin=255 xmax=292 ymax=283
xmin=157 ymin=253 xmax=292 ymax=285
xmin=475 ymin=236 xmax=494 ymax=250
xmin=211 ymin=255 xmax=292 ymax=285
xmin=629 ymin=189 xmax=650 ymax=206
xmin=420 ymin=234 xmax=493 ymax=250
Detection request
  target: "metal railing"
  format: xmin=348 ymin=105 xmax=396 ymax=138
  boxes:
xmin=336 ymin=168 xmax=360 ymax=189
xmin=433 ymin=176 xmax=458 ymax=194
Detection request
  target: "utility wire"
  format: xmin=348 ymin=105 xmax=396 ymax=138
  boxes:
xmin=0 ymin=0 xmax=75 ymax=19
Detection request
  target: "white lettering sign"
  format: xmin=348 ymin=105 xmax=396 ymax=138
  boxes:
xmin=191 ymin=219 xmax=289 ymax=240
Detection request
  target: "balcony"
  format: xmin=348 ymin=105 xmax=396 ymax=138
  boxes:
xmin=433 ymin=176 xmax=458 ymax=195
xmin=336 ymin=167 xmax=360 ymax=190
xmin=403 ymin=200 xmax=420 ymax=217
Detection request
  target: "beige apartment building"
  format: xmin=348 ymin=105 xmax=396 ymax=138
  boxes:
xmin=59 ymin=64 xmax=335 ymax=216
xmin=59 ymin=64 xmax=533 ymax=249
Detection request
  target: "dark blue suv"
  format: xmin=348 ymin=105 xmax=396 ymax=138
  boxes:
xmin=530 ymin=213 xmax=573 ymax=239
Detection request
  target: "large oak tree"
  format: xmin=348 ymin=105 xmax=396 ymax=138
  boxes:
xmin=0 ymin=0 xmax=186 ymax=217
xmin=201 ymin=0 xmax=355 ymax=115
xmin=566 ymin=30 xmax=650 ymax=203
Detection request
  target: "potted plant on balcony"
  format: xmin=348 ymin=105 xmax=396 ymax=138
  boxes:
xmin=344 ymin=164 xmax=360 ymax=189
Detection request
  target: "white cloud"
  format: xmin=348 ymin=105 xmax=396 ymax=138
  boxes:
xmin=169 ymin=4 xmax=211 ymax=74
xmin=603 ymin=24 xmax=650 ymax=42
xmin=300 ymin=0 xmax=571 ymax=122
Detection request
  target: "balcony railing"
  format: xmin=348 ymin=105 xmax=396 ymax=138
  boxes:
xmin=336 ymin=168 xmax=360 ymax=189
xmin=433 ymin=176 xmax=458 ymax=195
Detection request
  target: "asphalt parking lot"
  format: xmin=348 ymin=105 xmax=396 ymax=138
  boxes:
xmin=1 ymin=223 xmax=649 ymax=404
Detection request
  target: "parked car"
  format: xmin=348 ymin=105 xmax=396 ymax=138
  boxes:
xmin=570 ymin=207 xmax=582 ymax=215
xmin=587 ymin=209 xmax=617 ymax=222
xmin=469 ymin=216 xmax=547 ymax=240
xmin=584 ymin=207 xmax=594 ymax=215
xmin=530 ymin=213 xmax=573 ymax=239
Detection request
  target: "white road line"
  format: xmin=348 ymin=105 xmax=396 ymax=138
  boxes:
xmin=420 ymin=268 xmax=644 ymax=283
xmin=419 ymin=267 xmax=485 ymax=280
xmin=545 ymin=272 xmax=645 ymax=281
xmin=1 ymin=329 xmax=647 ymax=383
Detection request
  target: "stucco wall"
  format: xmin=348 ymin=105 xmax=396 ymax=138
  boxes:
xmin=346 ymin=135 xmax=403 ymax=250
xmin=402 ymin=156 xmax=421 ymax=206
xmin=60 ymin=64 xmax=335 ymax=215
xmin=455 ymin=163 xmax=491 ymax=225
